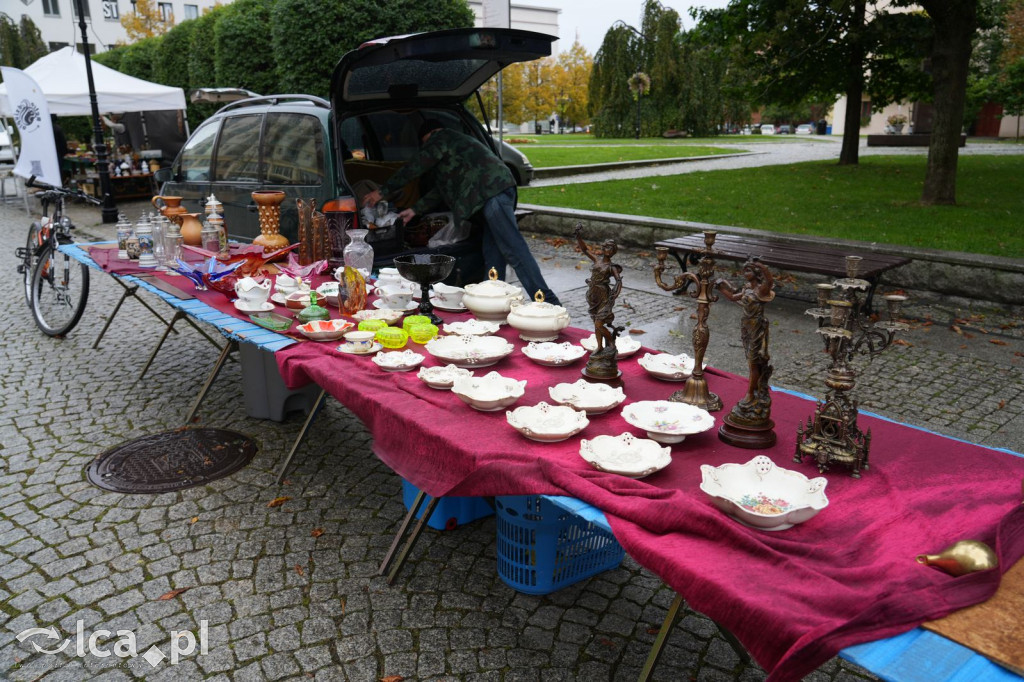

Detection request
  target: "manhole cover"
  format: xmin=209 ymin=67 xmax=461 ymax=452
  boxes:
xmin=85 ymin=429 xmax=258 ymax=493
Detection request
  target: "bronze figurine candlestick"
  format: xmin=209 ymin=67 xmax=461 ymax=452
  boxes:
xmin=795 ymin=256 xmax=909 ymax=477
xmin=576 ymin=224 xmax=625 ymax=385
xmin=715 ymin=258 xmax=777 ymax=448
xmin=653 ymin=231 xmax=723 ymax=411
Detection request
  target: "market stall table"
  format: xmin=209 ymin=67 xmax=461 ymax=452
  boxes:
xmin=275 ymin=320 xmax=1024 ymax=682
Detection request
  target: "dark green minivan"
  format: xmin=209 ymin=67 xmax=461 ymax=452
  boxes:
xmin=156 ymin=28 xmax=552 ymax=281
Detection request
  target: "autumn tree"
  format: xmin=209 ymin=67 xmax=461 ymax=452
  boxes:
xmin=121 ymin=0 xmax=173 ymax=41
xmin=551 ymin=40 xmax=593 ymax=130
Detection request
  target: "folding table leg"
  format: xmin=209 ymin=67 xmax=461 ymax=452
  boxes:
xmin=138 ymin=310 xmax=187 ymax=380
xmin=94 ymin=279 xmax=177 ymax=350
xmin=379 ymin=493 xmax=441 ymax=585
xmin=639 ymin=592 xmax=750 ymax=682
xmin=183 ymin=339 xmax=237 ymax=425
xmin=275 ymin=388 xmax=328 ymax=484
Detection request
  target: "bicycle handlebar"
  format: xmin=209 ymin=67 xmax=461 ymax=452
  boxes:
xmin=27 ymin=175 xmax=103 ymax=206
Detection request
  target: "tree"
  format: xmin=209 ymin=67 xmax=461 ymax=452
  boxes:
xmin=121 ymin=0 xmax=173 ymax=41
xmin=215 ymin=0 xmax=278 ymax=96
xmin=551 ymin=40 xmax=593 ymax=130
xmin=0 ymin=14 xmax=47 ymax=69
xmin=589 ymin=24 xmax=640 ymax=137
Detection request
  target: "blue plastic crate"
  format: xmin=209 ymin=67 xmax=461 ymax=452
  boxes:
xmin=494 ymin=495 xmax=625 ymax=595
xmin=400 ymin=478 xmax=494 ymax=531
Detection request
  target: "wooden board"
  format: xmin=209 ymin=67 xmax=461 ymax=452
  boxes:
xmin=923 ymin=558 xmax=1024 ymax=676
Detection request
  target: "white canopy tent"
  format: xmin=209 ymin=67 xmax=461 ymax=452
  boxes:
xmin=0 ymin=46 xmax=187 ymax=116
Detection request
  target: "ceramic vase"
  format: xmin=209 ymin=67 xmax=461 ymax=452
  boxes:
xmin=252 ymin=190 xmax=290 ymax=253
xmin=173 ymin=212 xmax=203 ymax=247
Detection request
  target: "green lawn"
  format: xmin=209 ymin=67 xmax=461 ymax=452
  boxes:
xmin=519 ymin=155 xmax=1024 ymax=258
xmin=520 ymin=145 xmax=739 ymax=168
xmin=507 ymin=133 xmax=813 ymax=146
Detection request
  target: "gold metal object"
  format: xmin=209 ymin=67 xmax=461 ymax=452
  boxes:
xmin=576 ymin=224 xmax=624 ymax=385
xmin=716 ymin=258 xmax=777 ymax=448
xmin=916 ymin=540 xmax=999 ymax=577
xmin=653 ymin=231 xmax=722 ymax=411
xmin=795 ymin=256 xmax=909 ymax=478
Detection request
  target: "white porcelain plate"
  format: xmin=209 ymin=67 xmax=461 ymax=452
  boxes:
xmin=620 ymin=400 xmax=715 ymax=444
xmin=442 ymin=319 xmax=500 ymax=336
xmin=638 ymin=352 xmax=701 ymax=381
xmin=334 ymin=342 xmax=383 ymax=355
xmin=548 ymin=379 xmax=627 ymax=415
xmin=425 ymin=334 xmax=515 ymax=368
xmin=351 ymin=308 xmax=404 ymax=326
xmin=451 ymin=371 xmax=526 ymax=411
xmin=521 ymin=341 xmax=586 ymax=367
xmin=580 ymin=334 xmax=642 ymax=358
xmin=417 ymin=364 xmax=473 ymax=389
xmin=699 ymin=456 xmax=829 ymax=531
xmin=295 ymin=318 xmax=355 ymax=341
xmin=235 ymin=300 xmax=274 ymax=313
xmin=373 ymin=299 xmax=418 ymax=312
xmin=430 ymin=298 xmax=467 ymax=313
xmin=372 ymin=349 xmax=425 ymax=372
xmin=579 ymin=433 xmax=672 ymax=478
xmin=506 ymin=402 xmax=589 ymax=442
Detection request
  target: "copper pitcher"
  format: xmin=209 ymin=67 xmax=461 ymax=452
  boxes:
xmin=152 ymin=195 xmax=188 ymax=222
xmin=171 ymin=212 xmax=203 ymax=247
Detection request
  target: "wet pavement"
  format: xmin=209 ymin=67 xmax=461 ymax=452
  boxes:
xmin=0 ymin=184 xmax=1022 ymax=682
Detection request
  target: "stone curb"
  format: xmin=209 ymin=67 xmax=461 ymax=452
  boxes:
xmin=518 ymin=204 xmax=1024 ymax=307
xmin=531 ymin=151 xmax=762 ymax=179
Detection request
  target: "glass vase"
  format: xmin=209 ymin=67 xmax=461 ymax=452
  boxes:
xmin=343 ymin=229 xmax=374 ymax=278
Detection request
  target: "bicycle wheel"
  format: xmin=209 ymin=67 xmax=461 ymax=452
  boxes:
xmin=29 ymin=243 xmax=90 ymax=337
xmin=22 ymin=222 xmax=43 ymax=306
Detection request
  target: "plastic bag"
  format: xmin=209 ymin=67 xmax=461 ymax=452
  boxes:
xmin=427 ymin=212 xmax=472 ymax=248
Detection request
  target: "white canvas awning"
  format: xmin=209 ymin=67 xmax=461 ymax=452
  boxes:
xmin=0 ymin=47 xmax=186 ymax=116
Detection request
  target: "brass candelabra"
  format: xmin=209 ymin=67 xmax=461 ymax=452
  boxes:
xmin=794 ymin=255 xmax=909 ymax=477
xmin=653 ymin=231 xmax=723 ymax=412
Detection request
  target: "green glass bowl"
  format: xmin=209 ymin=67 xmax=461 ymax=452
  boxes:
xmin=249 ymin=311 xmax=293 ymax=332
xmin=376 ymin=327 xmax=409 ymax=349
xmin=402 ymin=314 xmax=432 ymax=332
xmin=408 ymin=323 xmax=439 ymax=344
xmin=358 ymin=319 xmax=389 ymax=333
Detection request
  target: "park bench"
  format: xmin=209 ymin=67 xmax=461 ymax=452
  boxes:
xmin=654 ymin=232 xmax=911 ymax=312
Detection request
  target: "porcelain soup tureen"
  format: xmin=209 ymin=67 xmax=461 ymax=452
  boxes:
xmin=461 ymin=268 xmax=523 ymax=321
xmin=506 ymin=292 xmax=570 ymax=342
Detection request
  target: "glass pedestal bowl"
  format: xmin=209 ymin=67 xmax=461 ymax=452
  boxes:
xmin=393 ymin=254 xmax=455 ymax=325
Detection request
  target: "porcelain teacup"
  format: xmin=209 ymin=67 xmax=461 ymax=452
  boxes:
xmin=235 ymin=277 xmax=271 ymax=305
xmin=275 ymin=274 xmax=309 ymax=297
xmin=342 ymin=330 xmax=376 ymax=352
xmin=377 ymin=286 xmax=413 ymax=309
xmin=432 ymin=283 xmax=465 ymax=307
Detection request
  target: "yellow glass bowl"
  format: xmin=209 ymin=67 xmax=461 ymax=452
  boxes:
xmin=402 ymin=315 xmax=431 ymax=332
xmin=409 ymin=323 xmax=439 ymax=344
xmin=358 ymin=319 xmax=388 ymax=333
xmin=376 ymin=327 xmax=409 ymax=349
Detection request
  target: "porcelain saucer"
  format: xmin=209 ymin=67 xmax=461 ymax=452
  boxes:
xmin=372 ymin=299 xmax=418 ymax=312
xmin=270 ymin=292 xmax=289 ymax=306
xmin=335 ymin=342 xmax=383 ymax=355
xmin=234 ymin=300 xmax=275 ymax=313
xmin=430 ymin=298 xmax=467 ymax=313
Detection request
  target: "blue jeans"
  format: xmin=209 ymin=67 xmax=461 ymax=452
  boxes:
xmin=480 ymin=188 xmax=560 ymax=305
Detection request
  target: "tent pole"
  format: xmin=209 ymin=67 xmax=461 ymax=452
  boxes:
xmin=183 ymin=109 xmax=191 ymax=137
xmin=75 ymin=0 xmax=118 ymax=223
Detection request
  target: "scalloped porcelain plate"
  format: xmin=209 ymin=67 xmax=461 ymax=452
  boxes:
xmin=442 ymin=319 xmax=500 ymax=336
xmin=372 ymin=349 xmax=425 ymax=372
xmin=638 ymin=352 xmax=701 ymax=381
xmin=548 ymin=380 xmax=627 ymax=415
xmin=425 ymin=334 xmax=515 ymax=368
xmin=580 ymin=334 xmax=642 ymax=359
xmin=417 ymin=364 xmax=473 ymax=389
xmin=621 ymin=400 xmax=715 ymax=444
xmin=351 ymin=308 xmax=404 ymax=326
xmin=699 ymin=456 xmax=829 ymax=531
xmin=579 ymin=433 xmax=672 ymax=478
xmin=315 ymin=282 xmax=340 ymax=307
xmin=506 ymin=402 xmax=589 ymax=442
xmin=451 ymin=371 xmax=526 ymax=411
xmin=296 ymin=318 xmax=354 ymax=341
xmin=521 ymin=341 xmax=586 ymax=367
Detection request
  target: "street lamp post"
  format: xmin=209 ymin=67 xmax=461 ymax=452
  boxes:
xmin=75 ymin=0 xmax=117 ymax=222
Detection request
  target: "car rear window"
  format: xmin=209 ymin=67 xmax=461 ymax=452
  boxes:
xmin=263 ymin=113 xmax=324 ymax=186
xmin=346 ymin=59 xmax=489 ymax=100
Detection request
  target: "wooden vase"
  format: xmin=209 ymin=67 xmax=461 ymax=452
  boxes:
xmin=251 ymin=190 xmax=290 ymax=253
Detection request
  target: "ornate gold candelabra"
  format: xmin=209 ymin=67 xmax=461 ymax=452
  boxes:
xmin=794 ymin=256 xmax=909 ymax=477
xmin=653 ymin=231 xmax=723 ymax=411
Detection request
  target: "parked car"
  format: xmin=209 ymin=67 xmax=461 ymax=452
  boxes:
xmin=776 ymin=124 xmax=792 ymax=134
xmin=795 ymin=123 xmax=814 ymax=135
xmin=760 ymin=124 xmax=776 ymax=135
xmin=155 ymin=28 xmax=554 ymax=283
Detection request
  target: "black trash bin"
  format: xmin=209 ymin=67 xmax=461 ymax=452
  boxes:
xmin=816 ymin=119 xmax=827 ymax=135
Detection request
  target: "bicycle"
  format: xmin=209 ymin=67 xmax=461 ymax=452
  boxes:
xmin=15 ymin=176 xmax=100 ymax=337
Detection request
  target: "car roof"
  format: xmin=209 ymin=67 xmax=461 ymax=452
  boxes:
xmin=330 ymin=28 xmax=555 ymax=110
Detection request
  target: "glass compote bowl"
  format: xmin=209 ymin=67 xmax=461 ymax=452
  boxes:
xmin=393 ymin=254 xmax=455 ymax=325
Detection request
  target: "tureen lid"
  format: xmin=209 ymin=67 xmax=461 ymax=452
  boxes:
xmin=509 ymin=290 xmax=567 ymax=318
xmin=464 ymin=268 xmax=522 ymax=297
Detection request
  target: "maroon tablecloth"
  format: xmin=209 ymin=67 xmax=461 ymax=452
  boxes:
xmin=275 ymin=319 xmax=1024 ymax=681
xmin=87 ymin=244 xmax=206 ymax=275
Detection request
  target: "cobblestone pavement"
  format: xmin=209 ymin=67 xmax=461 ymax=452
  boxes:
xmin=1 ymin=197 xmax=1021 ymax=682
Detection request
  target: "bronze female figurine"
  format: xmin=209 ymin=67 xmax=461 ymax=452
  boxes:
xmin=575 ymin=224 xmax=624 ymax=383
xmin=716 ymin=257 xmax=777 ymax=447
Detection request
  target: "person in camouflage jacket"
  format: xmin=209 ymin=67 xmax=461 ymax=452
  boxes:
xmin=364 ymin=120 xmax=560 ymax=304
